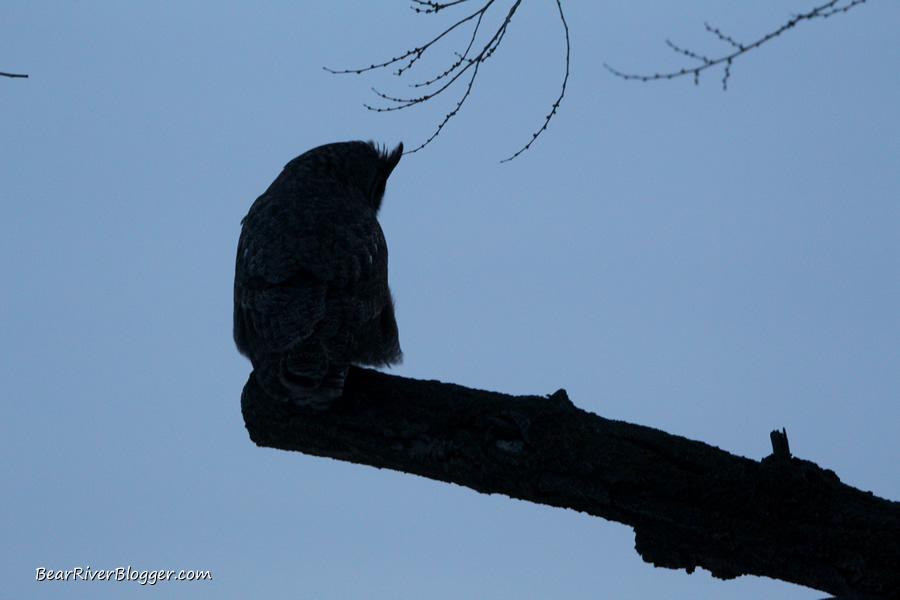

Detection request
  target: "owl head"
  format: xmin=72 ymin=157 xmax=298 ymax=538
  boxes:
xmin=288 ymin=140 xmax=403 ymax=212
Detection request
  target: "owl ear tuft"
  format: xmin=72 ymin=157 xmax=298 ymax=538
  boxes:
xmin=385 ymin=142 xmax=403 ymax=170
xmin=368 ymin=141 xmax=403 ymax=175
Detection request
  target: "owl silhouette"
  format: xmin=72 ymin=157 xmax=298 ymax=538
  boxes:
xmin=234 ymin=141 xmax=403 ymax=408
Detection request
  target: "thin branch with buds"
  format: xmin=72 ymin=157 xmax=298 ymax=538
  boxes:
xmin=503 ymin=0 xmax=568 ymax=162
xmin=604 ymin=0 xmax=868 ymax=90
xmin=325 ymin=0 xmax=570 ymax=162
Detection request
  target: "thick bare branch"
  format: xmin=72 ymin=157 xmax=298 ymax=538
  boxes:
xmin=604 ymin=0 xmax=869 ymax=90
xmin=242 ymin=367 xmax=900 ymax=599
xmin=1 ymin=71 xmax=29 ymax=78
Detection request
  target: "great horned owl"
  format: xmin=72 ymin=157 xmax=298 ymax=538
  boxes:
xmin=234 ymin=141 xmax=403 ymax=408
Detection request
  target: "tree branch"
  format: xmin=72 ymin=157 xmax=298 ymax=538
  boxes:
xmin=325 ymin=0 xmax=569 ymax=161
xmin=242 ymin=367 xmax=900 ymax=599
xmin=604 ymin=0 xmax=869 ymax=90
xmin=1 ymin=71 xmax=29 ymax=78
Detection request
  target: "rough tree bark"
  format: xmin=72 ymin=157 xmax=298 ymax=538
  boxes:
xmin=241 ymin=367 xmax=900 ymax=599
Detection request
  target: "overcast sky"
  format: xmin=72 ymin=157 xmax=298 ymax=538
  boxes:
xmin=2 ymin=2 xmax=898 ymax=599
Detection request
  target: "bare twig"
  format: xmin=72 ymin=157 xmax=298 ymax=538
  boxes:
xmin=502 ymin=0 xmax=569 ymax=162
xmin=1 ymin=71 xmax=29 ymax=78
xmin=326 ymin=0 xmax=570 ymax=161
xmin=604 ymin=0 xmax=868 ymax=90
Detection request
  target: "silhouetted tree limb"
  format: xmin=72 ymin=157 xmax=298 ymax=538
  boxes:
xmin=325 ymin=0 xmax=569 ymax=162
xmin=242 ymin=367 xmax=900 ymax=599
xmin=604 ymin=0 xmax=869 ymax=90
xmin=1 ymin=71 xmax=28 ymax=78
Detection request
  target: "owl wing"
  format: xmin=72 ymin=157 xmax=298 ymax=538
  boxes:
xmin=233 ymin=185 xmax=392 ymax=370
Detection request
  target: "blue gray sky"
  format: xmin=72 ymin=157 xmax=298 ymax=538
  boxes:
xmin=2 ymin=2 xmax=898 ymax=599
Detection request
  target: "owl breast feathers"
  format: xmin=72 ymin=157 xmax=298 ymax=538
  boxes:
xmin=234 ymin=140 xmax=403 ymax=408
